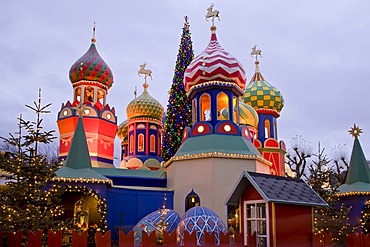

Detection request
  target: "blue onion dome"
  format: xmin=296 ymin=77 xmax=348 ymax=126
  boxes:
xmin=126 ymin=83 xmax=164 ymax=121
xmin=243 ymin=61 xmax=284 ymax=114
xmin=177 ymin=206 xmax=227 ymax=246
xmin=117 ymin=120 xmax=128 ymax=142
xmin=133 ymin=209 xmax=180 ymax=247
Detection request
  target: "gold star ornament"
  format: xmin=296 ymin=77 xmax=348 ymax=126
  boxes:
xmin=348 ymin=124 xmax=363 ymax=139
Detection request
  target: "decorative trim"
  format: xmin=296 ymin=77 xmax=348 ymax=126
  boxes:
xmin=336 ymin=191 xmax=370 ymax=197
xmin=72 ymin=80 xmax=108 ymax=91
xmin=188 ymin=80 xmax=243 ymax=96
xmin=51 ymin=177 xmax=112 ymax=186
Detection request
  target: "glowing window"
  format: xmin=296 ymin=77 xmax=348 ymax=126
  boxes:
xmin=233 ymin=97 xmax=238 ymax=124
xmin=200 ymin=94 xmax=211 ymax=121
xmin=84 ymin=87 xmax=94 ymax=103
xmin=75 ymin=87 xmax=81 ymax=102
xmin=97 ymin=89 xmax=105 ymax=104
xmin=138 ymin=133 xmax=144 ymax=152
xmin=129 ymin=135 xmax=134 ymax=153
xmin=217 ymin=92 xmax=228 ymax=120
xmin=192 ymin=99 xmax=197 ymax=124
xmin=264 ymin=119 xmax=270 ymax=138
xmin=185 ymin=189 xmax=201 ymax=211
xmin=150 ymin=134 xmax=155 ymax=153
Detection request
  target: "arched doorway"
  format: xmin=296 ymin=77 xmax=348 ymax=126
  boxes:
xmin=185 ymin=189 xmax=200 ymax=211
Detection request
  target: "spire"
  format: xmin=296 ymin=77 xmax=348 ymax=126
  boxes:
xmin=91 ymin=22 xmax=96 ymax=43
xmin=64 ymin=116 xmax=92 ymax=169
xmin=345 ymin=125 xmax=370 ymax=184
xmin=250 ymin=45 xmax=264 ymax=82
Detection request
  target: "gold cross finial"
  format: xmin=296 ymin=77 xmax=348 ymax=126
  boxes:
xmin=348 ymin=124 xmax=363 ymax=139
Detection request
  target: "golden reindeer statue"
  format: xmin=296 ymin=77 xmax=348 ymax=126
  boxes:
xmin=138 ymin=62 xmax=153 ymax=82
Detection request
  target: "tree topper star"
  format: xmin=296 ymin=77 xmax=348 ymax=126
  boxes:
xmin=348 ymin=124 xmax=363 ymax=139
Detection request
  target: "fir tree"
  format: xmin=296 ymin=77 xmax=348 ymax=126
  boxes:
xmin=0 ymin=89 xmax=64 ymax=235
xmin=161 ymin=16 xmax=194 ymax=161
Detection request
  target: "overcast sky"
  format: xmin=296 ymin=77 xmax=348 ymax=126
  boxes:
xmin=1 ymin=0 xmax=369 ymax=165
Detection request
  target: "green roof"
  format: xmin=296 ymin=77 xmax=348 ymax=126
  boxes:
xmin=337 ymin=138 xmax=370 ymax=194
xmin=56 ymin=167 xmax=110 ymax=181
xmin=93 ymin=168 xmax=166 ymax=178
xmin=174 ymin=134 xmax=263 ymax=157
xmin=64 ymin=117 xmax=92 ymax=169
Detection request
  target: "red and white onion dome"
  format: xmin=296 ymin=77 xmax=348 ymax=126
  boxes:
xmin=184 ymin=26 xmax=246 ymax=92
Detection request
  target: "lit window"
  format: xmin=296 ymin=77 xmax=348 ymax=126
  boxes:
xmin=150 ymin=134 xmax=155 ymax=153
xmin=138 ymin=133 xmax=144 ymax=152
xmin=264 ymin=119 xmax=270 ymax=138
xmin=185 ymin=189 xmax=201 ymax=211
xmin=84 ymin=87 xmax=94 ymax=103
xmin=193 ymin=99 xmax=197 ymax=124
xmin=217 ymin=92 xmax=228 ymax=120
xmin=200 ymin=94 xmax=211 ymax=121
xmin=129 ymin=135 xmax=134 ymax=153
xmin=244 ymin=201 xmax=269 ymax=246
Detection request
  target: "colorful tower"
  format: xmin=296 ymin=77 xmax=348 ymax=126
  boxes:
xmin=117 ymin=67 xmax=164 ymax=170
xmin=57 ymin=29 xmax=117 ymax=168
xmin=243 ymin=54 xmax=286 ymax=175
xmin=336 ymin=125 xmax=370 ymax=232
xmin=166 ymin=9 xmax=271 ymax=224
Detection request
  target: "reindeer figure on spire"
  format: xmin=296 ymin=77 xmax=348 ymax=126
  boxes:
xmin=138 ymin=62 xmax=153 ymax=83
xmin=251 ymin=45 xmax=262 ymax=61
xmin=205 ymin=3 xmax=220 ymax=26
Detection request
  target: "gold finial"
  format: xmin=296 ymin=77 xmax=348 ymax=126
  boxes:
xmin=348 ymin=124 xmax=363 ymax=139
xmin=138 ymin=62 xmax=153 ymax=85
xmin=205 ymin=3 xmax=220 ymax=28
xmin=91 ymin=22 xmax=96 ymax=43
xmin=251 ymin=45 xmax=262 ymax=61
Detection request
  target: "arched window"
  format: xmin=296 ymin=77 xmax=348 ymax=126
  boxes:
xmin=150 ymin=134 xmax=155 ymax=153
xmin=264 ymin=119 xmax=270 ymax=138
xmin=233 ymin=96 xmax=238 ymax=123
xmin=74 ymin=87 xmax=81 ymax=102
xmin=74 ymin=198 xmax=89 ymax=231
xmin=129 ymin=135 xmax=134 ymax=153
xmin=217 ymin=92 xmax=228 ymax=120
xmin=185 ymin=189 xmax=201 ymax=211
xmin=97 ymin=89 xmax=105 ymax=105
xmin=200 ymin=94 xmax=211 ymax=121
xmin=84 ymin=86 xmax=94 ymax=103
xmin=138 ymin=134 xmax=144 ymax=152
xmin=192 ymin=99 xmax=197 ymax=124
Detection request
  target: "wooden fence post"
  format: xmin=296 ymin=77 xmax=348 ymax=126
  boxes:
xmin=8 ymin=231 xmax=22 ymax=247
xmin=96 ymin=230 xmax=111 ymax=247
xmin=28 ymin=230 xmax=42 ymax=247
xmin=119 ymin=230 xmax=134 ymax=247
xmin=163 ymin=231 xmax=177 ymax=247
xmin=141 ymin=231 xmax=157 ymax=247
xmin=72 ymin=230 xmax=87 ymax=247
xmin=48 ymin=230 xmax=62 ymax=247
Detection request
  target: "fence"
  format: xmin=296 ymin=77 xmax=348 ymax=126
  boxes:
xmin=0 ymin=230 xmax=369 ymax=247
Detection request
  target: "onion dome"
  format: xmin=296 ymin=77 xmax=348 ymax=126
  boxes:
xmin=184 ymin=27 xmax=246 ymax=92
xmin=177 ymin=206 xmax=227 ymax=246
xmin=117 ymin=120 xmax=128 ymax=141
xmin=69 ymin=39 xmax=113 ymax=90
xmin=239 ymin=100 xmax=259 ymax=128
xmin=133 ymin=209 xmax=180 ymax=246
xmin=126 ymin=83 xmax=164 ymax=121
xmin=243 ymin=61 xmax=284 ymax=114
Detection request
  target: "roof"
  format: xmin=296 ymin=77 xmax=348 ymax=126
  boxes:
xmin=337 ymin=138 xmax=370 ymax=195
xmin=174 ymin=134 xmax=263 ymax=158
xmin=64 ymin=117 xmax=92 ymax=169
xmin=226 ymin=171 xmax=328 ymax=207
xmin=55 ymin=167 xmax=110 ymax=182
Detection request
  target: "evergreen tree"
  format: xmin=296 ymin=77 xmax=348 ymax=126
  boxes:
xmin=305 ymin=144 xmax=352 ymax=246
xmin=161 ymin=16 xmax=194 ymax=161
xmin=0 ymin=89 xmax=64 ymax=235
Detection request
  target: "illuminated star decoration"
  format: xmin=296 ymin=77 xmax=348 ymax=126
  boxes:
xmin=348 ymin=124 xmax=363 ymax=139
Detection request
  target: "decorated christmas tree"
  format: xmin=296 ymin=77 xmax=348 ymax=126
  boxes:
xmin=161 ymin=17 xmax=194 ymax=161
xmin=0 ymin=90 xmax=64 ymax=235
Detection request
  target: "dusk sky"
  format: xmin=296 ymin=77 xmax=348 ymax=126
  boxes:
xmin=1 ymin=1 xmax=369 ymax=165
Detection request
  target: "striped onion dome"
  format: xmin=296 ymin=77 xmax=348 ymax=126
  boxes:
xmin=243 ymin=61 xmax=284 ymax=114
xmin=69 ymin=39 xmax=113 ymax=90
xmin=117 ymin=120 xmax=128 ymax=142
xmin=184 ymin=27 xmax=246 ymax=92
xmin=219 ymin=100 xmax=259 ymax=128
xmin=126 ymin=83 xmax=164 ymax=121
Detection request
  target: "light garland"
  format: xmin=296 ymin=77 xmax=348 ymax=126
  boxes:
xmin=336 ymin=191 xmax=370 ymax=197
xmin=165 ymin=151 xmax=271 ymax=167
xmin=360 ymin=200 xmax=370 ymax=233
xmin=188 ymin=80 xmax=243 ymax=96
xmin=51 ymin=177 xmax=112 ymax=186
